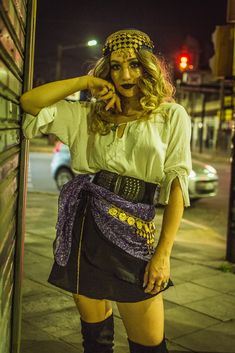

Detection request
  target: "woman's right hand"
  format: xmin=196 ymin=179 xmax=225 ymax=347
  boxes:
xmin=87 ymin=76 xmax=122 ymax=112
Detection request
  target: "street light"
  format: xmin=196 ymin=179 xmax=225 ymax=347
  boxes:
xmin=55 ymin=39 xmax=98 ymax=80
xmin=87 ymin=39 xmax=97 ymax=46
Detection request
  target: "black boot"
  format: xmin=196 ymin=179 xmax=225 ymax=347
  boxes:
xmin=128 ymin=337 xmax=169 ymax=353
xmin=80 ymin=314 xmax=114 ymax=353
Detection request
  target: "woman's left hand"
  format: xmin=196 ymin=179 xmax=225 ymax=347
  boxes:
xmin=87 ymin=76 xmax=122 ymax=112
xmin=143 ymin=251 xmax=170 ymax=294
xmin=100 ymin=88 xmax=122 ymax=113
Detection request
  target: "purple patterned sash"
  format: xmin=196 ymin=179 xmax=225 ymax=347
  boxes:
xmin=54 ymin=174 xmax=158 ymax=266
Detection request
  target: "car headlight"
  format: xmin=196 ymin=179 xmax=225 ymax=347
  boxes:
xmin=205 ymin=164 xmax=217 ymax=174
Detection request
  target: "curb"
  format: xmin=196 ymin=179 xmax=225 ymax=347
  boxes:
xmin=27 ymin=190 xmax=58 ymax=196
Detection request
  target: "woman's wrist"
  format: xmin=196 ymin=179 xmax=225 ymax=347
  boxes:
xmin=79 ymin=75 xmax=91 ymax=91
xmin=85 ymin=75 xmax=95 ymax=91
xmin=154 ymin=241 xmax=172 ymax=258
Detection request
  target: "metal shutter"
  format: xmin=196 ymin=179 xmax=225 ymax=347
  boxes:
xmin=0 ymin=1 xmax=36 ymax=352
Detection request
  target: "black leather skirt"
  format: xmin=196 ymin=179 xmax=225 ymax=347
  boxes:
xmin=48 ymin=193 xmax=173 ymax=302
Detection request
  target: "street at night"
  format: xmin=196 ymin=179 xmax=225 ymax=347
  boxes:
xmin=1 ymin=0 xmax=235 ymax=353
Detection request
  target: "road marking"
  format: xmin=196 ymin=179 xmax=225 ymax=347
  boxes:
xmin=181 ymin=218 xmax=209 ymax=230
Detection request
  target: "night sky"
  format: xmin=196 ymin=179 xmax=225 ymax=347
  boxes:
xmin=34 ymin=0 xmax=228 ymax=84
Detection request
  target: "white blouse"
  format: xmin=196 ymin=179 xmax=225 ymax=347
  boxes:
xmin=23 ymin=100 xmax=192 ymax=206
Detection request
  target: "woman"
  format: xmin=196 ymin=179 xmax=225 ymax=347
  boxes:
xmin=21 ymin=29 xmax=191 ymax=353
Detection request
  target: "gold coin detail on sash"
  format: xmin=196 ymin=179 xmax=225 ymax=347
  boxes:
xmin=127 ymin=217 xmax=135 ymax=226
xmin=119 ymin=212 xmax=127 ymax=221
xmin=108 ymin=207 xmax=118 ymax=216
xmin=136 ymin=220 xmax=143 ymax=229
xmin=144 ymin=224 xmax=150 ymax=232
xmin=107 ymin=204 xmax=156 ymax=252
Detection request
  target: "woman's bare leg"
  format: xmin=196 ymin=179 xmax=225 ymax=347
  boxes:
xmin=116 ymin=294 xmax=164 ymax=346
xmin=73 ymin=294 xmax=114 ymax=353
xmin=73 ymin=294 xmax=113 ymax=322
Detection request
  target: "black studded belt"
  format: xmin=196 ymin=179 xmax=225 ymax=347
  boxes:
xmin=93 ymin=170 xmax=160 ymax=205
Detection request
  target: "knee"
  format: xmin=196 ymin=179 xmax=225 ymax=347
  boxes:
xmin=73 ymin=294 xmax=113 ymax=323
xmin=128 ymin=329 xmax=164 ymax=346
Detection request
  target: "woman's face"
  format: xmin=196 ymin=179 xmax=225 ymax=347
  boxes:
xmin=110 ymin=48 xmax=143 ymax=98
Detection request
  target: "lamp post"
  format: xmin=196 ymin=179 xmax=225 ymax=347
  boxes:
xmin=55 ymin=40 xmax=98 ymax=80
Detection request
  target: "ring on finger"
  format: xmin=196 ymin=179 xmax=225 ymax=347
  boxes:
xmin=161 ymin=281 xmax=168 ymax=289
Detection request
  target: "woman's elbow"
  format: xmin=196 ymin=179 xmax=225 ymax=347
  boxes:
xmin=20 ymin=93 xmax=40 ymax=116
xmin=169 ymin=178 xmax=184 ymax=206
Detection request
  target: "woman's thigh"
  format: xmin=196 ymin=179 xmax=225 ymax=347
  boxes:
xmin=116 ymin=294 xmax=164 ymax=346
xmin=73 ymin=294 xmax=113 ymax=323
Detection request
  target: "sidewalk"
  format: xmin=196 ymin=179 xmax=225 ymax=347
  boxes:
xmin=191 ymin=150 xmax=230 ymax=164
xmin=20 ymin=192 xmax=235 ymax=353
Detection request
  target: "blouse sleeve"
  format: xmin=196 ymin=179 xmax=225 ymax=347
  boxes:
xmin=22 ymin=100 xmax=83 ymax=147
xmin=158 ymin=104 xmax=192 ymax=207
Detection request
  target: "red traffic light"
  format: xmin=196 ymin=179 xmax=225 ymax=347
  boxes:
xmin=179 ymin=55 xmax=189 ymax=69
xmin=177 ymin=52 xmax=193 ymax=71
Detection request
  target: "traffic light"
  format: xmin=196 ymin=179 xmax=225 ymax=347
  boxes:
xmin=177 ymin=52 xmax=193 ymax=71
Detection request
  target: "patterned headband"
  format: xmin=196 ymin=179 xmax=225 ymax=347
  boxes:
xmin=102 ymin=29 xmax=154 ymax=56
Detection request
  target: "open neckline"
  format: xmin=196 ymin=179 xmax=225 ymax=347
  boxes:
xmin=113 ymin=119 xmax=142 ymax=139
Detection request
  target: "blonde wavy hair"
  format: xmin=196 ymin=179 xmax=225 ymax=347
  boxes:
xmin=88 ymin=49 xmax=175 ymax=135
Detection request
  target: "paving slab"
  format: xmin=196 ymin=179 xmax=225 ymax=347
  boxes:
xmin=57 ymin=330 xmax=82 ymax=349
xmin=23 ymin=305 xmax=81 ymax=338
xmin=21 ymin=321 xmax=81 ymax=353
xmin=26 ymin=228 xmax=56 ymax=239
xmin=25 ymin=192 xmax=58 ymax=237
xmin=163 ymin=282 xmax=219 ymax=305
xmin=26 ymin=192 xmax=58 ymax=220
xmin=173 ymin=320 xmax=235 ymax=352
xmin=22 ymin=278 xmax=57 ymax=297
xmin=171 ymin=263 xmax=222 ymax=282
xmin=171 ymin=226 xmax=226 ymax=265
xmin=191 ymin=272 xmax=235 ymax=295
xmin=171 ymin=242 xmax=226 ymax=266
xmin=202 ymin=260 xmax=231 ymax=269
xmin=165 ymin=306 xmax=220 ymax=339
xmin=24 ymin=233 xmax=54 ymax=259
xmin=23 ymin=251 xmax=53 ymax=284
xmin=184 ymin=294 xmax=235 ymax=321
xmin=22 ymin=292 xmax=74 ymax=319
xmin=164 ymin=300 xmax=179 ymax=311
xmin=167 ymin=340 xmax=194 ymax=352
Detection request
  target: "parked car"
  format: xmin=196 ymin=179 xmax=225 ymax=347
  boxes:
xmin=51 ymin=142 xmax=74 ymax=190
xmin=51 ymin=142 xmax=219 ymax=200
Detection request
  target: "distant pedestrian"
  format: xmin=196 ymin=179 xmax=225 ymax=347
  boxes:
xmin=21 ymin=28 xmax=192 ymax=353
